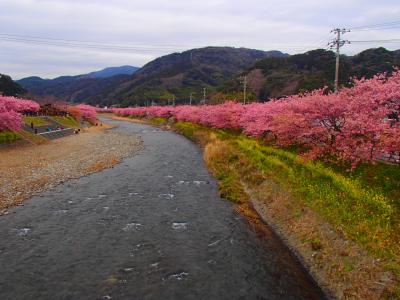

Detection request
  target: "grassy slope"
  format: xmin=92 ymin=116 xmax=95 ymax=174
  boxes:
xmin=1 ymin=116 xmax=80 ymax=145
xmin=0 ymin=116 xmax=80 ymax=144
xmin=23 ymin=116 xmax=80 ymax=129
xmin=172 ymin=120 xmax=399 ymax=298
xmin=17 ymin=129 xmax=48 ymax=144
xmin=23 ymin=116 xmax=49 ymax=126
xmin=52 ymin=116 xmax=80 ymax=128
xmin=0 ymin=131 xmax=21 ymax=144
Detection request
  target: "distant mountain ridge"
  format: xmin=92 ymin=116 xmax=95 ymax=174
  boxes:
xmin=17 ymin=65 xmax=139 ymax=103
xmin=15 ymin=47 xmax=399 ymax=106
xmin=82 ymin=66 xmax=139 ymax=79
xmin=17 ymin=47 xmax=286 ymax=106
xmin=84 ymin=47 xmax=288 ymax=106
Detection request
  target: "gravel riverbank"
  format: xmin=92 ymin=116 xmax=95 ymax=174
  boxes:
xmin=0 ymin=125 xmax=141 ymax=211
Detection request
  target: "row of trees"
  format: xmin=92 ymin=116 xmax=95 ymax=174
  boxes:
xmin=0 ymin=96 xmax=40 ymax=131
xmin=68 ymin=104 xmax=97 ymax=124
xmin=114 ymin=70 xmax=400 ymax=166
xmin=0 ymin=96 xmax=98 ymax=131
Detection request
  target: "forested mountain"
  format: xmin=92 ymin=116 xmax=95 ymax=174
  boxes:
xmin=15 ymin=47 xmax=400 ymax=106
xmin=84 ymin=47 xmax=287 ymax=106
xmin=18 ymin=74 xmax=133 ymax=103
xmin=17 ymin=47 xmax=286 ymax=106
xmin=218 ymin=47 xmax=400 ymax=100
xmin=0 ymin=74 xmax=26 ymax=96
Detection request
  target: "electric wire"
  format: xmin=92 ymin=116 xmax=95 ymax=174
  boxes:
xmin=348 ymin=20 xmax=400 ymax=31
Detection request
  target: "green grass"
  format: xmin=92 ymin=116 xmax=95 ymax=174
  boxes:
xmin=174 ymin=121 xmax=197 ymax=140
xmin=23 ymin=116 xmax=49 ymax=126
xmin=334 ymin=162 xmax=400 ymax=208
xmin=0 ymin=131 xmax=21 ymax=144
xmin=234 ymin=137 xmax=398 ymax=255
xmin=150 ymin=117 xmax=167 ymax=125
xmin=52 ymin=116 xmax=80 ymax=128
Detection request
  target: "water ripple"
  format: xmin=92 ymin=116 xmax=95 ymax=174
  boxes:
xmin=172 ymin=222 xmax=187 ymax=230
xmin=122 ymin=223 xmax=143 ymax=232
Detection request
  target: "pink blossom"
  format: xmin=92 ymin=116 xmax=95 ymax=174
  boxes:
xmin=0 ymin=96 xmax=40 ymax=131
xmin=113 ymin=70 xmax=400 ymax=165
xmin=74 ymin=104 xmax=97 ymax=122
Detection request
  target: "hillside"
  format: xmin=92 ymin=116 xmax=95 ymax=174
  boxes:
xmin=16 ymin=47 xmax=399 ymax=106
xmin=0 ymin=74 xmax=26 ymax=96
xmin=18 ymin=47 xmax=286 ymax=106
xmin=17 ymin=66 xmax=139 ymax=103
xmin=219 ymin=47 xmax=400 ymax=100
xmin=101 ymin=47 xmax=287 ymax=106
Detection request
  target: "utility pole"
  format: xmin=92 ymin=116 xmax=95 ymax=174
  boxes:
xmin=203 ymin=88 xmax=206 ymax=105
xmin=172 ymin=94 xmax=175 ymax=106
xmin=242 ymin=75 xmax=247 ymax=104
xmin=189 ymin=92 xmax=195 ymax=105
xmin=329 ymin=28 xmax=350 ymax=92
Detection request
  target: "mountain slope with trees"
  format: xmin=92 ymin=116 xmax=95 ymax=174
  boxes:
xmin=15 ymin=47 xmax=400 ymax=106
xmin=18 ymin=74 xmax=133 ymax=103
xmin=17 ymin=47 xmax=286 ymax=106
xmin=218 ymin=47 xmax=400 ymax=101
xmin=86 ymin=47 xmax=287 ymax=106
xmin=0 ymin=74 xmax=26 ymax=96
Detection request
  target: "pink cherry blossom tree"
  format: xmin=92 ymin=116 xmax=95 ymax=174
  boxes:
xmin=0 ymin=96 xmax=40 ymax=131
xmin=113 ymin=70 xmax=400 ymax=166
xmin=72 ymin=104 xmax=97 ymax=123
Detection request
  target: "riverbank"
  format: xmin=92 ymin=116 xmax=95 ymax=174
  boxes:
xmin=112 ymin=115 xmax=399 ymax=300
xmin=0 ymin=123 xmax=142 ymax=211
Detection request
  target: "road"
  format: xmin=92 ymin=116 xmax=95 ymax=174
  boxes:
xmin=0 ymin=119 xmax=326 ymax=300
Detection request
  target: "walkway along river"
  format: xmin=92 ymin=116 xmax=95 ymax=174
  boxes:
xmin=0 ymin=119 xmax=327 ymax=299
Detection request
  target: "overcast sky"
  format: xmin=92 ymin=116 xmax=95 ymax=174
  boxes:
xmin=1 ymin=0 xmax=399 ymax=79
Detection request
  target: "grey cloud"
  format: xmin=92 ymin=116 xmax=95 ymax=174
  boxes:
xmin=1 ymin=0 xmax=399 ymax=79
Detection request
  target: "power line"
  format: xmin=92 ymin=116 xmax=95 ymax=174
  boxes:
xmin=351 ymin=25 xmax=400 ymax=32
xmin=348 ymin=20 xmax=400 ymax=30
xmin=0 ymin=34 xmax=190 ymax=53
xmin=0 ymin=33 xmax=201 ymax=47
xmin=0 ymin=33 xmax=327 ymax=50
xmin=324 ymin=21 xmax=399 ymax=94
xmin=296 ymin=36 xmax=333 ymax=53
xmin=0 ymin=38 xmax=184 ymax=52
xmin=349 ymin=39 xmax=400 ymax=44
xmin=0 ymin=32 xmax=339 ymax=54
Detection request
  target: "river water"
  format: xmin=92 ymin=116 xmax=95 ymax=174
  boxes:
xmin=0 ymin=119 xmax=327 ymax=299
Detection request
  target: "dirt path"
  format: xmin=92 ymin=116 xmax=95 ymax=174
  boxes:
xmin=0 ymin=118 xmax=326 ymax=300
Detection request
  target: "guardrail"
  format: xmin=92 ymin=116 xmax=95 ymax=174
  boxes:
xmin=38 ymin=128 xmax=75 ymax=140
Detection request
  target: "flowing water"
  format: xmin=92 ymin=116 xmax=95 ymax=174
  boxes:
xmin=0 ymin=119 xmax=327 ymax=299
